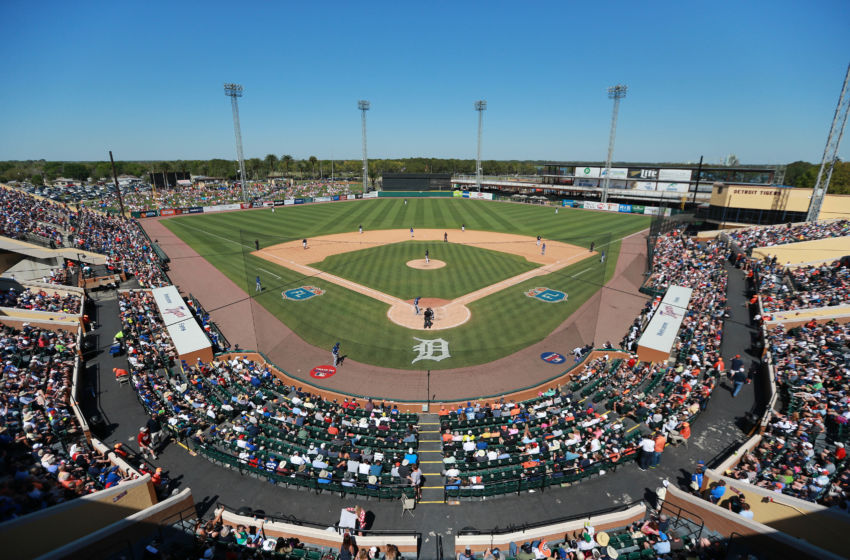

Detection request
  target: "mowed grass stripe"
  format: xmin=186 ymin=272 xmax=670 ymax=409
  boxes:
xmin=313 ymin=241 xmax=536 ymax=300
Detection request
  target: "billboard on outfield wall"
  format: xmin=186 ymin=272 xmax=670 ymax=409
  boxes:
xmin=657 ymin=182 xmax=690 ymax=193
xmin=658 ymin=169 xmax=692 ymax=182
xmin=575 ymin=166 xmax=601 ymax=178
xmin=628 ymin=169 xmax=659 ymax=180
xmin=362 ymin=191 xmax=379 ymax=199
xmin=203 ymin=203 xmax=242 ymax=213
xmin=634 ymin=182 xmax=657 ymax=191
xmin=600 ymin=168 xmax=628 ymax=179
xmin=583 ymin=201 xmax=620 ymax=212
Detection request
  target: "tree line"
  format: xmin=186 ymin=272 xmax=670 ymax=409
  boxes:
xmin=0 ymin=156 xmax=541 ymax=184
xmin=1 ymin=157 xmax=848 ymax=194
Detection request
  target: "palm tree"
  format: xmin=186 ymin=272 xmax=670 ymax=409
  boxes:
xmin=264 ymin=154 xmax=278 ymax=177
xmin=281 ymin=155 xmax=293 ymax=177
xmin=309 ymin=156 xmax=318 ymax=179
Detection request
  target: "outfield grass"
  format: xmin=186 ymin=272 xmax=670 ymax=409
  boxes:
xmin=162 ymin=198 xmax=649 ymax=369
xmin=313 ymin=241 xmax=537 ymax=300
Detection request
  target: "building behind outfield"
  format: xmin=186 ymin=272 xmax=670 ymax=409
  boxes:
xmin=382 ymin=173 xmax=452 ymax=191
xmin=703 ymin=183 xmax=850 ymax=227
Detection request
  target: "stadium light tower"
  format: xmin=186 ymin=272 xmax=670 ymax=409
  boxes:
xmin=601 ymin=84 xmax=627 ymax=204
xmin=807 ymin=62 xmax=850 ymax=223
xmin=475 ymin=100 xmax=487 ymax=192
xmin=224 ymin=83 xmax=248 ymax=202
xmin=358 ymin=100 xmax=370 ymax=191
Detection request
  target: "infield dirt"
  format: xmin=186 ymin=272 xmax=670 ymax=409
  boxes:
xmin=253 ymin=228 xmax=593 ymax=330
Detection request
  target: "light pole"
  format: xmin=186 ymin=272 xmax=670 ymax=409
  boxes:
xmin=224 ymin=83 xmax=248 ymax=202
xmin=475 ymin=100 xmax=487 ymax=192
xmin=358 ymin=100 xmax=370 ymax=191
xmin=601 ymin=85 xmax=627 ymax=204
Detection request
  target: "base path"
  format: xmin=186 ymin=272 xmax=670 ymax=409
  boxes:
xmin=254 ymin=229 xmax=593 ymax=330
xmin=142 ymin=216 xmax=649 ymax=402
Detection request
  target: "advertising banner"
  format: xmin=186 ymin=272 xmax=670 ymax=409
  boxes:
xmin=159 ymin=209 xmax=175 ymax=217
xmin=583 ymin=201 xmax=620 ymax=212
xmin=143 ymin=210 xmax=159 ymax=217
xmin=631 ymin=205 xmax=645 ymax=214
xmin=618 ymin=204 xmax=633 ymax=213
xmin=575 ymin=166 xmax=601 ymax=178
xmin=657 ymin=182 xmax=690 ymax=193
xmin=575 ymin=179 xmax=599 ymax=187
xmin=362 ymin=191 xmax=379 ymax=199
xmin=467 ymin=192 xmax=493 ymax=200
xmin=283 ymin=199 xmax=295 ymax=206
xmin=658 ymin=169 xmax=692 ymax=182
xmin=186 ymin=206 xmax=204 ymax=214
xmin=628 ymin=169 xmax=659 ymax=180
xmin=151 ymin=285 xmax=194 ymax=327
xmin=262 ymin=201 xmax=275 ymax=207
xmin=643 ymin=207 xmax=661 ymax=215
xmin=240 ymin=203 xmax=251 ymax=209
xmin=315 ymin=196 xmax=331 ymax=202
xmin=203 ymin=203 xmax=241 ymax=213
xmin=633 ymin=182 xmax=657 ymax=191
xmin=332 ymin=195 xmax=340 ymax=201
xmin=294 ymin=198 xmax=305 ymax=205
xmin=600 ymin=167 xmax=628 ymax=179
xmin=131 ymin=211 xmax=142 ymax=218
xmin=609 ymin=180 xmax=628 ymax=188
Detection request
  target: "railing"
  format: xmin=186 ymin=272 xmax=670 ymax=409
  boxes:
xmin=216 ymin=501 xmax=422 ymax=540
xmin=456 ymin=499 xmax=643 ymax=537
xmin=658 ymin=500 xmax=706 ymax=541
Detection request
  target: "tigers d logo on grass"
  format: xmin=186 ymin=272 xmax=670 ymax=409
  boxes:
xmin=282 ymin=286 xmax=325 ymax=301
xmin=525 ymin=287 xmax=567 ymax=303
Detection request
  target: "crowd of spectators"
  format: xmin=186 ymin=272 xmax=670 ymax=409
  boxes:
xmin=1 ymin=186 xmax=169 ymax=288
xmin=725 ymin=219 xmax=850 ymax=252
xmin=0 ymin=323 xmax=126 ymax=520
xmin=0 ymin=186 xmax=68 ymax=245
xmin=84 ymin=183 xmax=281 ymax=213
xmin=0 ymin=286 xmax=82 ymax=314
xmin=724 ymin=319 xmax=850 ymax=506
xmin=118 ymin=290 xmax=177 ymax=372
xmin=759 ymin=260 xmax=849 ymax=313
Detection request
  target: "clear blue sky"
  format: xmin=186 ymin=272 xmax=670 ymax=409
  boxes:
xmin=1 ymin=0 xmax=848 ymax=164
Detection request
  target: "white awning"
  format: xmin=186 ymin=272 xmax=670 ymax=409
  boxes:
xmin=637 ymin=285 xmax=693 ymax=363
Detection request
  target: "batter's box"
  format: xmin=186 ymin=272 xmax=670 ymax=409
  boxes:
xmin=283 ymin=285 xmax=325 ymax=301
xmin=525 ymin=287 xmax=567 ymax=303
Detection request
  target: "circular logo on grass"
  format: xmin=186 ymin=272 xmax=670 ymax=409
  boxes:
xmin=310 ymin=365 xmax=337 ymax=379
xmin=540 ymin=352 xmax=566 ymax=364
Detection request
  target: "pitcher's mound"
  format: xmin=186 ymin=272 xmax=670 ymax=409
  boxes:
xmin=407 ymin=259 xmax=446 ymax=270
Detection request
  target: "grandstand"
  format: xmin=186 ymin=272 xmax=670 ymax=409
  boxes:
xmin=1 ymin=183 xmax=849 ymax=559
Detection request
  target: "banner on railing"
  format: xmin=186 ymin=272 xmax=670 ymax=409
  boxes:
xmin=159 ymin=209 xmax=182 ymax=217
xmin=294 ymin=198 xmax=305 ymax=205
xmin=185 ymin=206 xmax=204 ymax=214
xmin=466 ymin=192 xmax=493 ymax=200
xmin=362 ymin=191 xmax=379 ymax=199
xmin=618 ymin=204 xmax=633 ymax=213
xmin=314 ymin=196 xmax=332 ymax=202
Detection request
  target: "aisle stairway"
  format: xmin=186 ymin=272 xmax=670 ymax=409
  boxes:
xmin=416 ymin=413 xmax=446 ymax=504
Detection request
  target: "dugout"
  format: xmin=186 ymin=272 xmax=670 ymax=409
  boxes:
xmin=382 ymin=173 xmax=451 ymax=191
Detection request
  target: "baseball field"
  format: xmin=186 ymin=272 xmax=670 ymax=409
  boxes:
xmin=161 ymin=198 xmax=650 ymax=369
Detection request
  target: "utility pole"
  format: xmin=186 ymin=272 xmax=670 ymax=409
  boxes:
xmin=601 ymin=85 xmax=627 ymax=204
xmin=358 ymin=100 xmax=370 ymax=191
xmin=224 ymin=83 xmax=248 ymax=202
xmin=108 ymin=151 xmax=126 ymax=217
xmin=807 ymin=62 xmax=850 ymax=223
xmin=475 ymin=100 xmax=487 ymax=192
